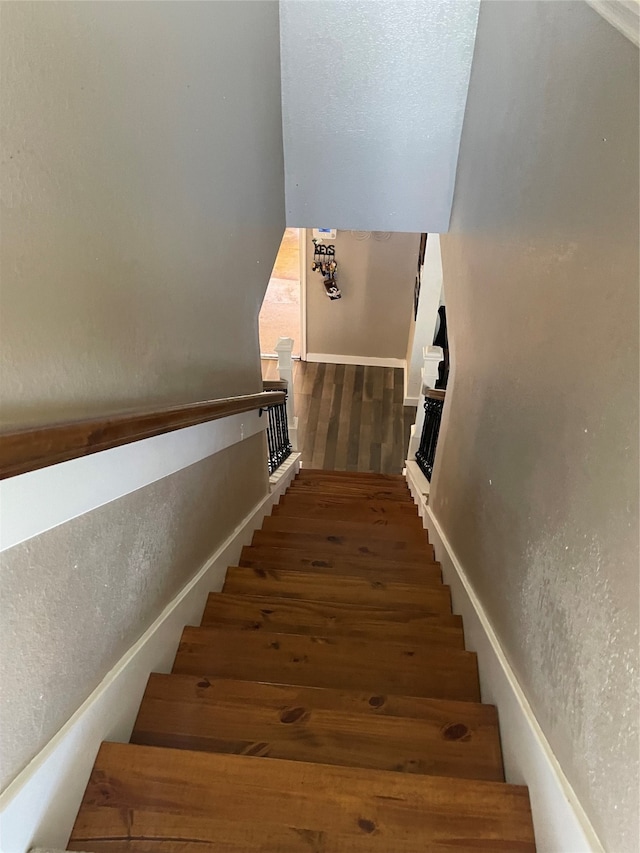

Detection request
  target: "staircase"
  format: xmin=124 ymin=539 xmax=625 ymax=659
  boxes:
xmin=68 ymin=470 xmax=536 ymax=851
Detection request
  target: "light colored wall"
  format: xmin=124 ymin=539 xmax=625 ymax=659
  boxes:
xmin=0 ymin=0 xmax=285 ymax=427
xmin=433 ymin=3 xmax=639 ymax=851
xmin=0 ymin=433 xmax=268 ymax=790
xmin=306 ymin=231 xmax=419 ymax=361
xmin=0 ymin=0 xmax=284 ymax=793
xmin=280 ymin=0 xmax=479 ymax=232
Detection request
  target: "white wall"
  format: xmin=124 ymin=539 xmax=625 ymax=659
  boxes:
xmin=280 ymin=0 xmax=479 ymax=232
xmin=305 ymin=231 xmax=418 ymax=363
xmin=434 ymin=3 xmax=639 ymax=851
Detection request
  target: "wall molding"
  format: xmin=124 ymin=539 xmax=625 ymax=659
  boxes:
xmin=586 ymin=0 xmax=640 ymax=46
xmin=407 ymin=492 xmax=605 ymax=853
xmin=0 ymin=453 xmax=300 ymax=853
xmin=403 ymin=395 xmax=419 ymax=407
xmin=0 ymin=411 xmax=265 ymax=553
xmin=306 ymin=353 xmax=407 ymax=369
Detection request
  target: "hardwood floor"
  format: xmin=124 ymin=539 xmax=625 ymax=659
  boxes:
xmin=262 ymin=359 xmax=416 ymax=475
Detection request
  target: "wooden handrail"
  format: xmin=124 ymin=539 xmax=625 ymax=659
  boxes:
xmin=262 ymin=380 xmax=288 ymax=392
xmin=425 ymin=388 xmax=446 ymax=401
xmin=0 ymin=390 xmax=286 ymax=480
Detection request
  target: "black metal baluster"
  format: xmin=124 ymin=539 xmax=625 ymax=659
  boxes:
xmin=263 ymin=390 xmax=292 ymax=474
xmin=415 ymin=390 xmax=445 ymax=482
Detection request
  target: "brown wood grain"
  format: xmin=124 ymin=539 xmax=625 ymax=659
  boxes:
xmin=261 ymin=514 xmax=429 ymax=543
xmin=239 ymin=545 xmax=446 ymax=585
xmin=274 ymin=495 xmax=419 ymax=522
xmin=132 ymin=674 xmax=503 ymax=781
xmin=69 ymin=743 xmax=535 ymax=852
xmin=295 ymin=468 xmax=408 ymax=483
xmin=201 ymin=592 xmax=462 ymax=644
xmin=288 ymin=483 xmax=415 ymax=501
xmin=222 ymin=566 xmax=451 ymax=610
xmin=292 ymin=474 xmax=409 ymax=491
xmin=0 ymin=390 xmax=284 ymax=479
xmin=251 ymin=529 xmax=435 ymax=561
xmin=173 ymin=626 xmax=480 ymax=701
xmin=136 ymin=673 xmax=482 ymax=723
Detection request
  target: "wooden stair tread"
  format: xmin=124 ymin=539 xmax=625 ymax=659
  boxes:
xmin=267 ymin=511 xmax=427 ymax=537
xmin=202 ymin=592 xmax=463 ymax=644
xmin=277 ymin=493 xmax=419 ymax=513
xmin=132 ymin=673 xmax=503 ymax=781
xmin=294 ymin=473 xmax=410 ymax=488
xmin=137 ymin=673 xmax=485 ymax=722
xmin=69 ymin=743 xmax=535 ymax=852
xmin=252 ymin=529 xmax=435 ymax=561
xmin=273 ymin=503 xmax=420 ymax=525
xmin=223 ymin=566 xmax=451 ymax=610
xmin=239 ymin=544 xmax=442 ymax=580
xmin=299 ymin=469 xmax=408 ymax=483
xmin=288 ymin=483 xmax=415 ymax=501
xmin=173 ymin=626 xmax=480 ymax=702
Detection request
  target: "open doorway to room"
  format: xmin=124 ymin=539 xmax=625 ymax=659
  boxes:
xmin=259 ymin=227 xmax=303 ymax=358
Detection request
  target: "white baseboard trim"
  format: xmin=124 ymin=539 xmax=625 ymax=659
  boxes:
xmin=0 ymin=410 xmax=265 ymax=553
xmin=0 ymin=454 xmax=301 ymax=853
xmin=403 ymin=395 xmax=419 ymax=407
xmin=414 ymin=501 xmax=604 ymax=853
xmin=306 ymin=352 xmax=407 ymax=369
xmin=405 ymin=459 xmax=430 ymax=516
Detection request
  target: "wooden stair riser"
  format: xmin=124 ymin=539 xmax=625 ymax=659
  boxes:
xmin=239 ymin=545 xmax=442 ymax=582
xmin=173 ymin=627 xmax=481 ymax=702
xmin=69 ymin=744 xmax=535 ymax=852
xmin=266 ymin=512 xmax=427 ymax=539
xmin=223 ymin=567 xmax=452 ymax=611
xmin=251 ymin=529 xmax=435 ymax=562
xmin=201 ymin=593 xmax=464 ymax=646
xmin=132 ymin=680 xmax=504 ymax=781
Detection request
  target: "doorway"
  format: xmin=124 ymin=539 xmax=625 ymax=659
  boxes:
xmin=259 ymin=227 xmax=304 ymax=358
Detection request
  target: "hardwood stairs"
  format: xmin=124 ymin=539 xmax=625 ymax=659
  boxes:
xmin=68 ymin=469 xmax=536 ymax=851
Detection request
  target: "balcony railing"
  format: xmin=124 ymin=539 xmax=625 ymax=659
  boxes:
xmin=415 ymin=389 xmax=445 ymax=481
xmin=262 ymin=380 xmax=292 ymax=474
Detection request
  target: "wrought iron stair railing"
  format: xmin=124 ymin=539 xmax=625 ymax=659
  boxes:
xmin=262 ymin=380 xmax=292 ymax=474
xmin=415 ymin=388 xmax=445 ymax=482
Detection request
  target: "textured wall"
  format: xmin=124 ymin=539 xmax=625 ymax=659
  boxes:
xmin=0 ymin=0 xmax=283 ymax=793
xmin=433 ymin=3 xmax=639 ymax=851
xmin=280 ymin=0 xmax=479 ymax=232
xmin=0 ymin=434 xmax=268 ymax=790
xmin=0 ymin=1 xmax=284 ymax=426
xmin=306 ymin=231 xmax=419 ymax=360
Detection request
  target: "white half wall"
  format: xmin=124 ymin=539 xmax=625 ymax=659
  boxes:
xmin=405 ymin=234 xmax=444 ymax=403
xmin=0 ymin=411 xmax=265 ymax=552
xmin=280 ymin=1 xmax=480 ymax=232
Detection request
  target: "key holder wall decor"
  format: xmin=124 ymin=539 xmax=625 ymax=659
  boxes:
xmin=311 ymin=238 xmax=341 ymax=301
